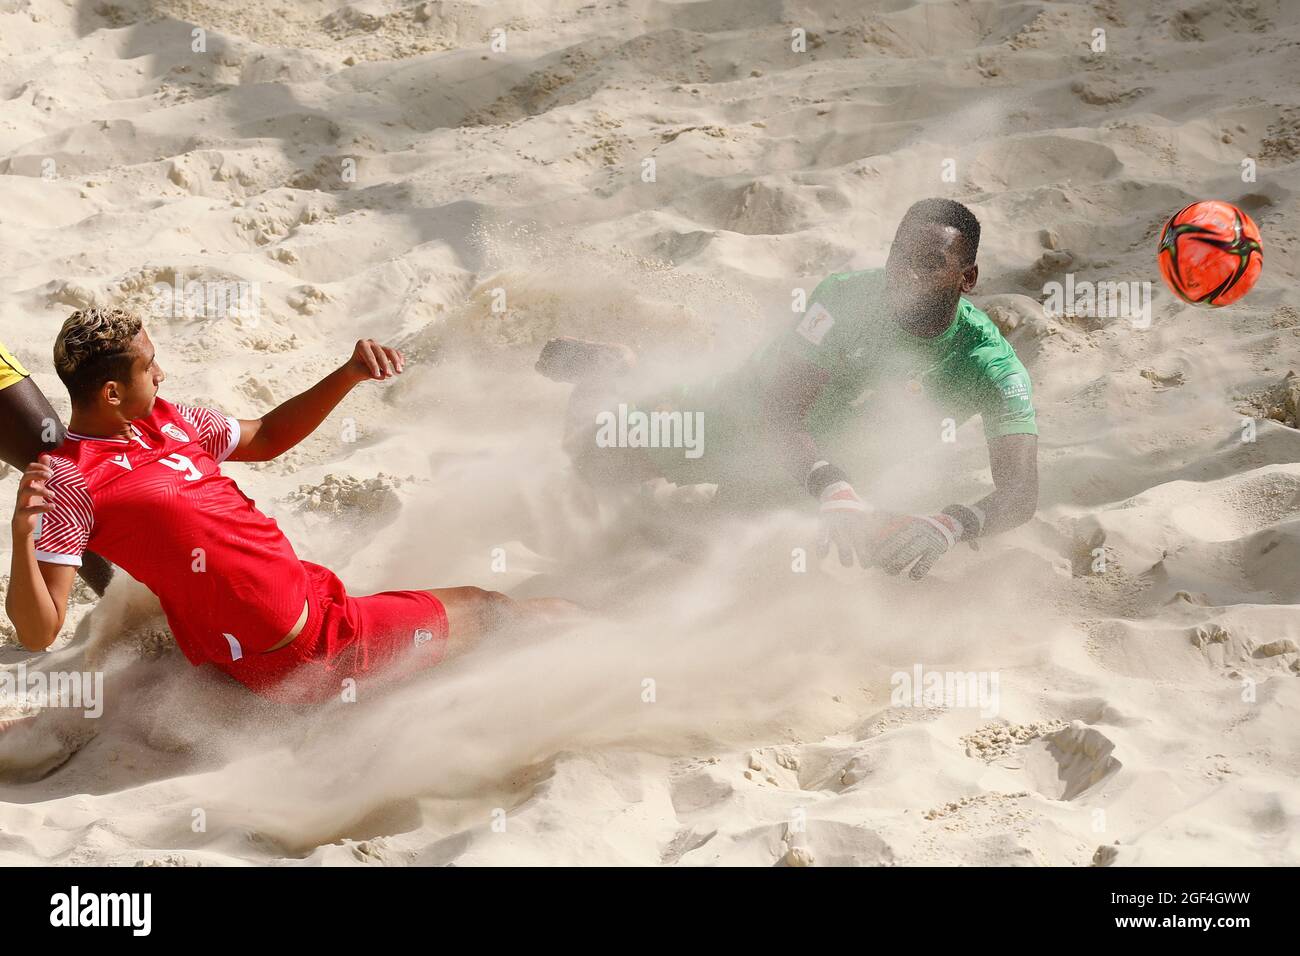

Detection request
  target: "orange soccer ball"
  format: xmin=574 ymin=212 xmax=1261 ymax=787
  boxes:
xmin=1157 ymin=200 xmax=1263 ymax=307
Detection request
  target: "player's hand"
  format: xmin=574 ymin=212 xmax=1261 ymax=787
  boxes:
xmin=816 ymin=481 xmax=876 ymax=567
xmin=12 ymin=455 xmax=56 ymax=538
xmin=345 ymin=339 xmax=405 ymax=383
xmin=871 ymin=513 xmax=961 ymax=580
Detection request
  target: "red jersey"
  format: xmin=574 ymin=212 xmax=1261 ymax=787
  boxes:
xmin=34 ymin=397 xmax=309 ymax=666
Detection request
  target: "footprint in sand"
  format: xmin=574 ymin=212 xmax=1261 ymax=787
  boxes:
xmin=0 ymin=708 xmax=96 ymax=782
xmin=1021 ymin=722 xmax=1122 ymax=801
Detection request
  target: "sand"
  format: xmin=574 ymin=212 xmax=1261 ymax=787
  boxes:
xmin=0 ymin=0 xmax=1298 ymax=866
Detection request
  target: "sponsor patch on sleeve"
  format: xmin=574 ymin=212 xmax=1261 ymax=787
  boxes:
xmin=997 ymin=374 xmax=1030 ymax=403
xmin=796 ymin=302 xmax=835 ymax=345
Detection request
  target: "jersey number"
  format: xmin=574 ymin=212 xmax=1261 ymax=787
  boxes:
xmin=159 ymin=452 xmax=202 ymax=482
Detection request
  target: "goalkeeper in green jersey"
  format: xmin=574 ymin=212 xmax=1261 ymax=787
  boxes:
xmin=537 ymin=198 xmax=1039 ymax=580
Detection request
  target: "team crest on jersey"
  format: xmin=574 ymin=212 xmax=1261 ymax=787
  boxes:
xmin=413 ymin=628 xmax=433 ymax=647
xmin=796 ymin=302 xmax=835 ymax=345
xmin=162 ymin=422 xmax=189 ymax=442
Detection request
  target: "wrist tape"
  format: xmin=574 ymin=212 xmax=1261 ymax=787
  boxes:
xmin=806 ymin=460 xmax=850 ymax=499
xmin=941 ymin=503 xmax=985 ymax=541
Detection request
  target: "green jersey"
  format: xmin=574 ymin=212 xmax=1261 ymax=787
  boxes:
xmin=645 ymin=269 xmax=1036 ymax=501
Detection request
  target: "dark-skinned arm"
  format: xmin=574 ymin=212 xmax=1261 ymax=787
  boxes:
xmin=759 ymin=350 xmax=831 ymax=485
xmin=971 ymin=433 xmax=1039 ymax=537
xmin=759 ymin=349 xmax=881 ymax=566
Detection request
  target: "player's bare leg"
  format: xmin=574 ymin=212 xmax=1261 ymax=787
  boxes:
xmin=427 ymin=586 xmax=585 ymax=659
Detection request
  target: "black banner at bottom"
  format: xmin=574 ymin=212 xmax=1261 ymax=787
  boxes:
xmin=10 ymin=866 xmax=1278 ymax=942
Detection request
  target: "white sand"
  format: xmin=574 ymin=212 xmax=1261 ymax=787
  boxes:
xmin=1 ymin=0 xmax=1298 ymax=866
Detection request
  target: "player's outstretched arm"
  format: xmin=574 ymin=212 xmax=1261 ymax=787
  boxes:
xmin=761 ymin=351 xmax=882 ymax=567
xmin=228 ymin=339 xmax=405 ymax=463
xmin=6 ymin=455 xmax=77 ymax=651
xmin=973 ymin=433 xmax=1039 ymax=537
xmin=760 ymin=351 xmax=831 ymax=485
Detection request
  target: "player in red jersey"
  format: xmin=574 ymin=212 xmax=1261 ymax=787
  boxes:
xmin=6 ymin=308 xmax=573 ymax=703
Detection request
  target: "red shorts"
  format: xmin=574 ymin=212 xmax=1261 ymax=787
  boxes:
xmin=216 ymin=561 xmax=449 ymax=703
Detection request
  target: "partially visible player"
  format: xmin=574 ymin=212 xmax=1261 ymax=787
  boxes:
xmin=538 ymin=199 xmax=1039 ymax=580
xmin=0 ymin=338 xmax=113 ymax=595
xmin=7 ymin=310 xmax=574 ymax=703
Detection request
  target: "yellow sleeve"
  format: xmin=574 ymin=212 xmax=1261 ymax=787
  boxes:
xmin=0 ymin=340 xmax=30 ymax=391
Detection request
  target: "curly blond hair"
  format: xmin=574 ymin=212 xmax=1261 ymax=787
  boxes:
xmin=53 ymin=308 xmax=144 ymax=403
